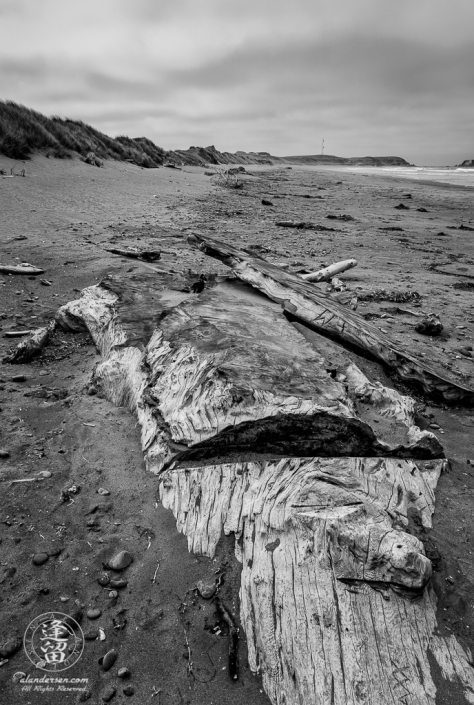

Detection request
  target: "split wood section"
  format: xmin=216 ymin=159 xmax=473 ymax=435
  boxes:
xmin=55 ymin=272 xmax=474 ymax=704
xmin=56 ymin=274 xmax=442 ymax=471
xmin=188 ymin=233 xmax=474 ymax=405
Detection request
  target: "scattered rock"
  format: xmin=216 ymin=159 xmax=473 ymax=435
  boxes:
xmin=0 ymin=635 xmax=22 ymax=658
xmin=415 ymin=314 xmax=443 ymax=336
xmin=394 ymin=203 xmax=410 ymax=210
xmin=86 ymin=607 xmax=102 ymax=620
xmin=117 ymin=667 xmax=131 ymax=678
xmin=101 ymin=649 xmax=118 ymax=671
xmin=11 ymin=374 xmax=26 ymax=382
xmin=101 ymin=686 xmax=117 ymax=702
xmin=261 ymin=199 xmax=273 ymax=206
xmin=84 ymin=629 xmax=99 ymax=641
xmin=0 ymin=450 xmax=10 ymax=459
xmin=78 ymin=689 xmax=92 ymax=701
xmin=106 ymin=550 xmax=133 ymax=572
xmin=97 ymin=487 xmax=110 ymax=496
xmin=98 ymin=573 xmax=111 ymax=586
xmin=196 ymin=579 xmax=217 ymax=599
xmin=109 ymin=579 xmax=128 ymax=589
xmin=37 ymin=470 xmax=52 ymax=479
xmin=40 ymin=279 xmax=52 ymax=286
xmin=123 ymin=685 xmax=135 ymax=696
xmin=32 ymin=553 xmax=49 ymax=566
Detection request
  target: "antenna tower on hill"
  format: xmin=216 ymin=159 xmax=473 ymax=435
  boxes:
xmin=321 ymin=137 xmax=325 ymax=155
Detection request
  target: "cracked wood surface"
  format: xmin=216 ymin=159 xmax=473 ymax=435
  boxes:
xmin=159 ymin=456 xmax=474 ymax=705
xmin=53 ymin=272 xmax=474 ymax=704
xmin=56 ymin=274 xmax=441 ymax=473
xmin=188 ymin=233 xmax=474 ymax=405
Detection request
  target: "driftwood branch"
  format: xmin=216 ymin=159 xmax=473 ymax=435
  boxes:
xmin=301 ymin=258 xmax=357 ymax=282
xmin=3 ymin=321 xmax=56 ymax=363
xmin=0 ymin=264 xmax=44 ymax=275
xmin=187 ymin=233 xmax=474 ymax=404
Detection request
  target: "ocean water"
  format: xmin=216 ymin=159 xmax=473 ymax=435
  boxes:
xmin=348 ymin=165 xmax=474 ymax=188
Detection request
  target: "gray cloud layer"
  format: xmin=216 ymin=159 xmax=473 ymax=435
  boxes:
xmin=1 ymin=0 xmax=473 ymax=164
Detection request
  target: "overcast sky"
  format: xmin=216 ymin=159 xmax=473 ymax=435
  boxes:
xmin=1 ymin=0 xmax=473 ymax=165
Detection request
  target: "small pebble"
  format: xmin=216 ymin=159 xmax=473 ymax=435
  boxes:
xmin=97 ymin=487 xmax=110 ymax=496
xmin=109 ymin=579 xmax=128 ymax=589
xmin=0 ymin=635 xmax=22 ymax=658
xmin=101 ymin=686 xmax=117 ymax=702
xmin=108 ymin=590 xmax=118 ymax=599
xmin=429 ymin=423 xmax=440 ymax=429
xmin=107 ymin=550 xmax=133 ymax=571
xmin=86 ymin=608 xmax=102 ymax=620
xmin=84 ymin=629 xmax=100 ymax=641
xmin=117 ymin=667 xmax=131 ymax=679
xmin=123 ymin=685 xmax=135 ymax=696
xmin=101 ymin=649 xmax=118 ymax=671
xmin=37 ymin=470 xmax=52 ymax=479
xmin=0 ymin=450 xmax=10 ymax=459
xmin=32 ymin=553 xmax=49 ymax=566
xmin=196 ymin=579 xmax=217 ymax=599
xmin=11 ymin=375 xmax=26 ymax=382
xmin=98 ymin=573 xmax=110 ymax=586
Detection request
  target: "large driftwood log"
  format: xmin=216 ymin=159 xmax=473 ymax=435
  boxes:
xmin=160 ymin=456 xmax=474 ymax=705
xmin=188 ymin=234 xmax=474 ymax=404
xmin=54 ymin=273 xmax=474 ymax=705
xmin=56 ymin=274 xmax=441 ymax=473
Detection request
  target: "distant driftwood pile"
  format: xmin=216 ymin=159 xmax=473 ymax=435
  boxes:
xmin=8 ymin=238 xmax=474 ymax=703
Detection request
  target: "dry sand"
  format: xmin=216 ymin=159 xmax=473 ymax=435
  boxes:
xmin=1 ymin=154 xmax=474 ymax=704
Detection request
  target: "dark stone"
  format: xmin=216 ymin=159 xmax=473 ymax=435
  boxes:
xmin=86 ymin=608 xmax=102 ymax=620
xmin=117 ymin=667 xmax=131 ymax=678
xmin=109 ymin=579 xmax=128 ymax=589
xmin=415 ymin=315 xmax=443 ymax=336
xmin=101 ymin=649 xmax=118 ymax=671
xmin=123 ymin=685 xmax=135 ymax=696
xmin=32 ymin=553 xmax=49 ymax=566
xmin=261 ymin=199 xmax=273 ymax=206
xmin=106 ymin=550 xmax=133 ymax=571
xmin=0 ymin=450 xmax=10 ymax=459
xmin=84 ymin=629 xmax=99 ymax=641
xmin=0 ymin=635 xmax=22 ymax=658
xmin=101 ymin=686 xmax=117 ymax=702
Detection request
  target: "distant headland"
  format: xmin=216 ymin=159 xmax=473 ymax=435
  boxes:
xmin=0 ymin=100 xmax=411 ymax=168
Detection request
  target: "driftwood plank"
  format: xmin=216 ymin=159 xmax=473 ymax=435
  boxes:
xmin=188 ymin=234 xmax=474 ymax=404
xmin=56 ymin=275 xmax=441 ymax=473
xmin=160 ymin=457 xmax=474 ymax=705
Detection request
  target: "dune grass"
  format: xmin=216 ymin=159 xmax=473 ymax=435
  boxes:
xmin=0 ymin=100 xmax=168 ymax=167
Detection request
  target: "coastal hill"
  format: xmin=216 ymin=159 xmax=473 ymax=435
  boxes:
xmin=0 ymin=100 xmax=410 ymax=168
xmin=458 ymin=159 xmax=474 ymax=167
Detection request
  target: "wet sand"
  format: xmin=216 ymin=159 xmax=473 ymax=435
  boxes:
xmin=1 ymin=154 xmax=474 ymax=704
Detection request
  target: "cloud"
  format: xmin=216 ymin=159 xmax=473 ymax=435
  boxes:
xmin=1 ymin=0 xmax=473 ymax=163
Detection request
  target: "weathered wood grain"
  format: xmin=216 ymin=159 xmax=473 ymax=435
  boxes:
xmin=188 ymin=233 xmax=474 ymax=404
xmin=3 ymin=321 xmax=55 ymax=363
xmin=56 ymin=275 xmax=442 ymax=473
xmin=54 ymin=274 xmax=474 ymax=704
xmin=160 ymin=457 xmax=474 ymax=705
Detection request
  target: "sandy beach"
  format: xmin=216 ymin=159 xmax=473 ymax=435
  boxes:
xmin=1 ymin=154 xmax=474 ymax=704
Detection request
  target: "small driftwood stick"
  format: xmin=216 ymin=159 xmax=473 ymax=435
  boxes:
xmin=301 ymin=258 xmax=357 ymax=282
xmin=3 ymin=321 xmax=55 ymax=363
xmin=104 ymin=248 xmax=161 ymax=262
xmin=215 ymin=596 xmax=239 ymax=680
xmin=0 ymin=264 xmax=44 ymax=275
